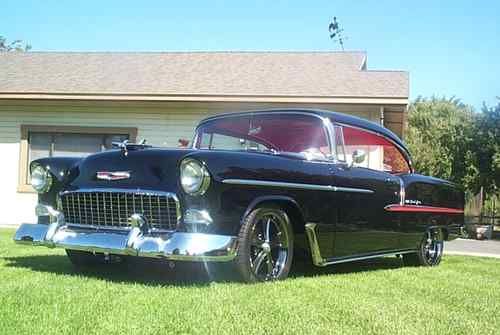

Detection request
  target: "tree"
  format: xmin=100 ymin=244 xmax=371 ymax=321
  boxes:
xmin=406 ymin=97 xmax=477 ymax=191
xmin=0 ymin=36 xmax=31 ymax=52
xmin=473 ymin=99 xmax=500 ymax=194
xmin=406 ymin=96 xmax=500 ymax=199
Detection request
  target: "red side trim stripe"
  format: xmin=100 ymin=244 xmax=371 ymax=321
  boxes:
xmin=384 ymin=204 xmax=464 ymax=214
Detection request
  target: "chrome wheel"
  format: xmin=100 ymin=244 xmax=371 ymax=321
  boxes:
xmin=422 ymin=231 xmax=443 ymax=265
xmin=404 ymin=230 xmax=444 ymax=267
xmin=249 ymin=212 xmax=290 ymax=281
xmin=234 ymin=206 xmax=294 ymax=282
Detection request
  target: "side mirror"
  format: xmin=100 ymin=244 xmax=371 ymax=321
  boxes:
xmin=349 ymin=149 xmax=366 ymax=168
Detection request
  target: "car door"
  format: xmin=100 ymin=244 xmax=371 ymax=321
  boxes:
xmin=330 ymin=124 xmax=403 ymax=257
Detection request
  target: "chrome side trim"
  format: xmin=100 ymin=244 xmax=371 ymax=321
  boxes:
xmin=305 ymin=223 xmax=415 ymax=267
xmin=304 ymin=223 xmax=326 ymax=266
xmin=321 ymin=250 xmax=415 ymax=266
xmin=399 ymin=177 xmax=406 ymax=206
xmin=384 ymin=204 xmax=464 ymax=214
xmin=222 ymin=179 xmax=374 ymax=194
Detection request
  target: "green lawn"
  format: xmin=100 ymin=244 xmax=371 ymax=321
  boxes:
xmin=1 ymin=228 xmax=500 ymax=335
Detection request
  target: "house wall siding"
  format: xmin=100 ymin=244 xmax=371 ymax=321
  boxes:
xmin=0 ymin=100 xmax=393 ymax=226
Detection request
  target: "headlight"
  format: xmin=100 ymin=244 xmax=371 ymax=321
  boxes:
xmin=180 ymin=158 xmax=210 ymax=195
xmin=30 ymin=164 xmax=53 ymax=193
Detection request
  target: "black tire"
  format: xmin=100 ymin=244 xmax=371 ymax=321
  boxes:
xmin=65 ymin=249 xmax=114 ymax=268
xmin=233 ymin=206 xmax=294 ymax=283
xmin=403 ymin=231 xmax=444 ymax=267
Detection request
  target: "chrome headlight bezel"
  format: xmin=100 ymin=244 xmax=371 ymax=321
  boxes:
xmin=180 ymin=158 xmax=211 ymax=196
xmin=30 ymin=164 xmax=53 ymax=193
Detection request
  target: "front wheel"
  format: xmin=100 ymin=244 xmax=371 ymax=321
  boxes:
xmin=403 ymin=231 xmax=444 ymax=266
xmin=234 ymin=206 xmax=294 ymax=282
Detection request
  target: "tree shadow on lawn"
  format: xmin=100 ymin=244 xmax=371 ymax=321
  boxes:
xmin=3 ymin=254 xmax=405 ymax=286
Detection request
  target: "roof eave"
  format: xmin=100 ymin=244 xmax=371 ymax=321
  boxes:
xmin=0 ymin=93 xmax=409 ymax=105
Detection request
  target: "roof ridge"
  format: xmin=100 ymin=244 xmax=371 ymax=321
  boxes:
xmin=363 ymin=69 xmax=409 ymax=74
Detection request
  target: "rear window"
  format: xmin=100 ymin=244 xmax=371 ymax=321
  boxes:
xmin=340 ymin=125 xmax=410 ymax=174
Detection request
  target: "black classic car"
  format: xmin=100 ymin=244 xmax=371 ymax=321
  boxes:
xmin=14 ymin=109 xmax=465 ymax=282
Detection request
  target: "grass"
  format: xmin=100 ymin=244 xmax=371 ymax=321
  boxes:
xmin=1 ymin=228 xmax=500 ymax=335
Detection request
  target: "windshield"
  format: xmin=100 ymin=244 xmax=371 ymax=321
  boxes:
xmin=195 ymin=113 xmax=331 ymax=160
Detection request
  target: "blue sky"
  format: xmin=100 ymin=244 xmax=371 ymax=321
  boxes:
xmin=3 ymin=0 xmax=498 ymax=109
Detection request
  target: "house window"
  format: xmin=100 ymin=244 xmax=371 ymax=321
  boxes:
xmin=18 ymin=125 xmax=137 ymax=192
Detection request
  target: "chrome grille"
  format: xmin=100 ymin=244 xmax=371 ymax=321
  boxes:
xmin=60 ymin=190 xmax=179 ymax=231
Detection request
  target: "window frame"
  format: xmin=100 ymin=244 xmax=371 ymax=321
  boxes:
xmin=18 ymin=125 xmax=138 ymax=193
xmin=331 ymin=124 xmax=346 ymax=162
xmin=333 ymin=123 xmax=412 ymax=174
xmin=194 ymin=112 xmax=334 ymax=161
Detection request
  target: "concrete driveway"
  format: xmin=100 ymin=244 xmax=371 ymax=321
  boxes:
xmin=445 ymin=238 xmax=500 ymax=259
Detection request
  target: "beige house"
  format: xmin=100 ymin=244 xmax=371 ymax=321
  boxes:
xmin=0 ymin=51 xmax=409 ymax=226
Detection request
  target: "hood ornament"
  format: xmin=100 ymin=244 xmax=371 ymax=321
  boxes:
xmin=112 ymin=139 xmax=129 ymax=156
xmin=112 ymin=139 xmax=150 ymax=157
xmin=96 ymin=171 xmax=131 ymax=181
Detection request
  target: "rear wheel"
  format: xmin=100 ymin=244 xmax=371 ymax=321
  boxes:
xmin=234 ymin=206 xmax=294 ymax=282
xmin=403 ymin=231 xmax=444 ymax=266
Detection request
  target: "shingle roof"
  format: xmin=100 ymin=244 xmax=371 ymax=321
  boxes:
xmin=0 ymin=52 xmax=408 ymax=98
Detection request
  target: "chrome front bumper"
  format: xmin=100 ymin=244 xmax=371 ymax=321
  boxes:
xmin=14 ymin=206 xmax=238 ymax=262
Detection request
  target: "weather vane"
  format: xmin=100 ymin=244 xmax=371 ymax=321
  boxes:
xmin=329 ymin=17 xmax=346 ymax=50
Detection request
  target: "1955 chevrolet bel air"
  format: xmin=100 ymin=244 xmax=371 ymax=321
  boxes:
xmin=14 ymin=109 xmax=465 ymax=282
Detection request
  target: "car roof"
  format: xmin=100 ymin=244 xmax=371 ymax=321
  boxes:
xmin=198 ymin=108 xmax=409 ymax=155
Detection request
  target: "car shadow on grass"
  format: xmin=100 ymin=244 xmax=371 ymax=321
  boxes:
xmin=3 ymin=254 xmax=405 ymax=285
xmin=290 ymin=257 xmax=405 ymax=279
xmin=3 ymin=254 xmax=217 ymax=286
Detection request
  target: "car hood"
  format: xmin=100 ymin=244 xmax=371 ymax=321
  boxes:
xmin=66 ymin=148 xmax=195 ymax=192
